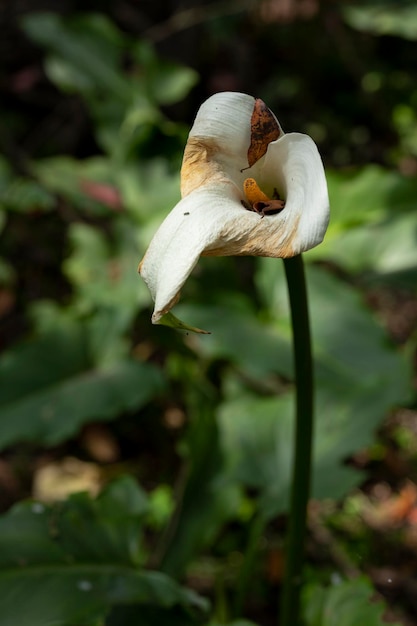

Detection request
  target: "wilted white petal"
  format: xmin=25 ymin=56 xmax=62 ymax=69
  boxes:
xmin=181 ymin=92 xmax=283 ymax=196
xmin=258 ymin=132 xmax=330 ymax=255
xmin=139 ymin=182 xmax=243 ymax=323
xmin=139 ymin=91 xmax=329 ymax=326
xmin=188 ymin=92 xmax=254 ymax=168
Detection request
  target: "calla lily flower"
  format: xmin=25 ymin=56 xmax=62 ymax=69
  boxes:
xmin=139 ymin=91 xmax=329 ymax=331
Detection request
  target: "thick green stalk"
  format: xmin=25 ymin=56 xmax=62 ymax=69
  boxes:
xmin=279 ymin=254 xmax=314 ymax=626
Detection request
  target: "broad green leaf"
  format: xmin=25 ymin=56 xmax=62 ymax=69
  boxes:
xmin=173 ymin=300 xmax=293 ymax=384
xmin=21 ymin=13 xmax=193 ymax=155
xmin=169 ymin=262 xmax=410 ymax=514
xmin=318 ymin=212 xmax=417 ymax=280
xmin=21 ymin=13 xmax=149 ymax=154
xmin=132 ymin=40 xmax=199 ymax=106
xmin=63 ymin=218 xmax=150 ymax=362
xmin=325 ymin=165 xmax=417 ymax=225
xmin=64 ymin=219 xmax=148 ymax=315
xmin=117 ymin=158 xmax=180 ymax=225
xmin=0 ymin=177 xmax=54 ymax=213
xmin=326 ymin=166 xmax=394 ymax=229
xmin=291 ymin=266 xmax=411 ymax=478
xmin=303 ymin=577 xmax=402 ymax=626
xmin=32 ymin=155 xmax=121 ymax=214
xmin=0 ymin=149 xmax=54 ymax=214
xmin=0 ymin=476 xmax=149 ymax=568
xmin=0 ymin=570 xmax=204 ymax=626
xmin=0 ymin=477 xmax=207 ymax=626
xmin=22 ymin=13 xmax=132 ymax=99
xmin=214 ymin=263 xmax=411 ymax=516
xmin=344 ymin=3 xmax=417 ymax=40
xmin=315 ymin=166 xmax=417 ymax=282
xmin=0 ymin=321 xmax=165 ymax=450
xmin=257 ymin=262 xmax=411 ymax=406
xmin=218 ymin=389 xmax=360 ymax=516
xmin=149 ymin=62 xmax=199 ymax=105
xmin=218 ymin=393 xmax=294 ymax=515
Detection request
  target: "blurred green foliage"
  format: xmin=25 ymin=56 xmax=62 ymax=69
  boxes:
xmin=0 ymin=1 xmax=416 ymax=625
xmin=303 ymin=576 xmax=402 ymax=626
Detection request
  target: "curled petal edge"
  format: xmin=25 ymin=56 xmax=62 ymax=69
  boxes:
xmin=139 ymin=132 xmax=329 ymax=327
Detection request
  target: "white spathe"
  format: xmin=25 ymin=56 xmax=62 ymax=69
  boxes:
xmin=139 ymin=91 xmax=330 ymax=324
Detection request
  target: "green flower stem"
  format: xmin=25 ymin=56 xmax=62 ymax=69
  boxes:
xmin=280 ymin=254 xmax=314 ymax=626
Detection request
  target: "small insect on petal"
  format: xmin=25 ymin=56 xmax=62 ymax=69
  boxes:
xmin=244 ymin=98 xmax=282 ymax=169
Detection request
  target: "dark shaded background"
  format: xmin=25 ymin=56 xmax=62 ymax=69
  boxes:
xmin=1 ymin=1 xmax=417 ymax=625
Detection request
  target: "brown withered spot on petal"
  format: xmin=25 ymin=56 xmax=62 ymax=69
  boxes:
xmin=202 ymin=212 xmax=300 ymax=258
xmin=181 ymin=137 xmax=229 ymax=197
xmin=245 ymin=99 xmax=281 ymax=169
xmin=252 ymin=199 xmax=285 ymax=217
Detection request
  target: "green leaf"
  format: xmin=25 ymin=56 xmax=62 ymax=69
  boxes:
xmin=0 ymin=321 xmax=165 ymax=450
xmin=218 ymin=393 xmax=294 ymax=516
xmin=21 ymin=12 xmax=132 ymax=99
xmin=63 ymin=218 xmax=151 ymax=363
xmin=215 ymin=263 xmax=412 ymax=516
xmin=324 ymin=165 xmax=417 ymax=230
xmin=173 ymin=300 xmax=293 ymax=383
xmin=132 ymin=40 xmax=199 ymax=106
xmin=21 ymin=13 xmax=194 ymax=155
xmin=326 ymin=166 xmax=395 ymax=228
xmin=319 ymin=211 xmax=417 ymax=282
xmin=171 ymin=262 xmax=411 ymax=516
xmin=21 ymin=12 xmax=144 ymax=154
xmin=257 ymin=262 xmax=411 ymax=410
xmin=0 ymin=177 xmax=54 ymax=213
xmin=148 ymin=61 xmax=199 ymax=106
xmin=64 ymin=219 xmax=148 ymax=316
xmin=118 ymin=158 xmax=180 ymax=224
xmin=344 ymin=3 xmax=417 ymax=40
xmin=303 ymin=577 xmax=402 ymax=626
xmin=32 ymin=155 xmax=121 ymax=215
xmin=0 ymin=150 xmax=54 ymax=215
xmin=315 ymin=166 xmax=417 ymax=283
xmin=0 ymin=477 xmax=207 ymax=626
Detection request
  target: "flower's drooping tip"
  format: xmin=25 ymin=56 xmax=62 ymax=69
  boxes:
xmin=157 ymin=312 xmax=211 ymax=335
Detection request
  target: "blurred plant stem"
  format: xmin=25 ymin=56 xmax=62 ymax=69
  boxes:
xmin=280 ymin=254 xmax=314 ymax=626
xmin=234 ymin=511 xmax=266 ymax=616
